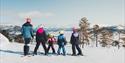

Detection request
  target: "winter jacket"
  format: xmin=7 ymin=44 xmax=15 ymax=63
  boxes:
xmin=48 ymin=38 xmax=56 ymax=43
xmin=21 ymin=22 xmax=34 ymax=38
xmin=70 ymin=32 xmax=80 ymax=45
xmin=36 ymin=28 xmax=47 ymax=43
xmin=57 ymin=34 xmax=67 ymax=46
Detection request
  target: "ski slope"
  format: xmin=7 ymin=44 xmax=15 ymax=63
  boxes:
xmin=0 ymin=33 xmax=125 ymax=63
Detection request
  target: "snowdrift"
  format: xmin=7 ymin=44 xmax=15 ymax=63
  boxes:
xmin=0 ymin=33 xmax=10 ymax=49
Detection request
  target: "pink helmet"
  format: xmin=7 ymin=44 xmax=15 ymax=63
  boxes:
xmin=26 ymin=18 xmax=31 ymax=23
xmin=72 ymin=27 xmax=78 ymax=32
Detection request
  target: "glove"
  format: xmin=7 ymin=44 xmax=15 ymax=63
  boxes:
xmin=31 ymin=35 xmax=34 ymax=39
xmin=21 ymin=34 xmax=23 ymax=36
xmin=64 ymin=42 xmax=67 ymax=45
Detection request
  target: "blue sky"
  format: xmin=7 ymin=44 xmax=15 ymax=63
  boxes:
xmin=0 ymin=0 xmax=124 ymax=27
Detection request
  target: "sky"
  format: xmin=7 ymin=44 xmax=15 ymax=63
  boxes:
xmin=0 ymin=0 xmax=125 ymax=27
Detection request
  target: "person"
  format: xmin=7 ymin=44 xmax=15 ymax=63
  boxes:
xmin=21 ymin=18 xmax=34 ymax=56
xmin=70 ymin=27 xmax=83 ymax=56
xmin=57 ymin=30 xmax=67 ymax=56
xmin=47 ymin=34 xmax=56 ymax=54
xmin=33 ymin=25 xmax=48 ymax=55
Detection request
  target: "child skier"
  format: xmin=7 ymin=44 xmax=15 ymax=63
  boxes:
xmin=57 ymin=30 xmax=67 ymax=56
xmin=47 ymin=34 xmax=56 ymax=54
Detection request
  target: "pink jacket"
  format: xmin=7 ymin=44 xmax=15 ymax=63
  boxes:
xmin=48 ymin=38 xmax=56 ymax=43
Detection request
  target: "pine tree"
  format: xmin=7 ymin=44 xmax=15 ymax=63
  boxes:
xmin=79 ymin=17 xmax=90 ymax=48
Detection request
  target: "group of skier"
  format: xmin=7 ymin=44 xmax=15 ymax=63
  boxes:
xmin=21 ymin=18 xmax=83 ymax=56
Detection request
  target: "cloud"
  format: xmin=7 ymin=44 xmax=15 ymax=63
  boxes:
xmin=18 ymin=11 xmax=55 ymax=18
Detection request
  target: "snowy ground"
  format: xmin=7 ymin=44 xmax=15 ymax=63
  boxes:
xmin=0 ymin=42 xmax=125 ymax=63
xmin=0 ymin=33 xmax=125 ymax=63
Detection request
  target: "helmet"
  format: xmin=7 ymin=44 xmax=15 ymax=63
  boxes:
xmin=72 ymin=27 xmax=78 ymax=32
xmin=26 ymin=18 xmax=31 ymax=23
xmin=49 ymin=34 xmax=54 ymax=37
xmin=73 ymin=27 xmax=77 ymax=30
xmin=38 ymin=24 xmax=44 ymax=28
xmin=59 ymin=30 xmax=64 ymax=34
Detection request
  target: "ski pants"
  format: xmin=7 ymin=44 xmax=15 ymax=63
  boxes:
xmin=72 ymin=44 xmax=82 ymax=55
xmin=34 ymin=42 xmax=47 ymax=55
xmin=24 ymin=38 xmax=31 ymax=55
xmin=57 ymin=45 xmax=66 ymax=55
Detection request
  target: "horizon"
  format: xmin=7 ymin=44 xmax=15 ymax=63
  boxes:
xmin=0 ymin=24 xmax=124 ymax=29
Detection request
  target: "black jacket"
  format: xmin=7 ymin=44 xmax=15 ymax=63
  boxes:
xmin=70 ymin=32 xmax=80 ymax=45
xmin=36 ymin=30 xmax=47 ymax=43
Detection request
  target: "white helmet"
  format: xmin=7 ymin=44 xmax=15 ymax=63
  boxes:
xmin=59 ymin=30 xmax=64 ymax=34
xmin=38 ymin=24 xmax=44 ymax=28
xmin=49 ymin=34 xmax=54 ymax=37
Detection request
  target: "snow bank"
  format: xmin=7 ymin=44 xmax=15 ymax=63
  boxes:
xmin=0 ymin=33 xmax=10 ymax=49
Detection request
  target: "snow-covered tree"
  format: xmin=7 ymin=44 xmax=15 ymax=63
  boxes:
xmin=79 ymin=17 xmax=90 ymax=48
xmin=99 ymin=29 xmax=113 ymax=47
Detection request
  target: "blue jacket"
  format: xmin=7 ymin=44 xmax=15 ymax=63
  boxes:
xmin=57 ymin=34 xmax=67 ymax=46
xmin=21 ymin=22 xmax=34 ymax=38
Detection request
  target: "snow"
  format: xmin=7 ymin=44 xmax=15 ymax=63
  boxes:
xmin=0 ymin=33 xmax=125 ymax=63
xmin=0 ymin=33 xmax=10 ymax=49
xmin=0 ymin=42 xmax=125 ymax=63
